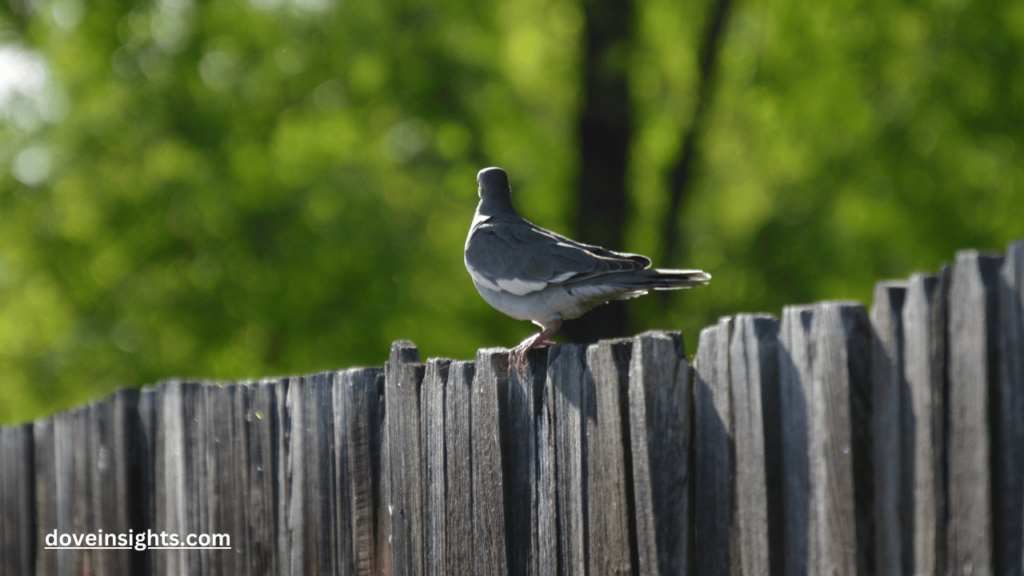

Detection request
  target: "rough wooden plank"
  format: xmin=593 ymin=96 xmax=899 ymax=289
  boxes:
xmin=151 ymin=381 xmax=194 ymax=575
xmin=138 ymin=387 xmax=157 ymax=576
xmin=997 ymin=240 xmax=1024 ymax=574
xmin=507 ymin=350 xmax=546 ymax=576
xmin=0 ymin=423 xmax=35 ymax=576
xmin=444 ymin=361 xmax=475 ymax=574
xmin=778 ymin=305 xmax=813 ymax=576
xmin=472 ymin=349 xmax=510 ymax=575
xmin=381 ymin=341 xmax=420 ymax=575
xmin=247 ymin=380 xmax=281 ymax=575
xmin=757 ymin=318 xmax=786 ymax=576
xmin=89 ymin=389 xmax=144 ymax=575
xmin=586 ymin=339 xmax=636 ymax=576
xmin=870 ymin=281 xmax=909 ymax=576
xmin=386 ymin=350 xmax=426 ymax=576
xmin=580 ymin=347 xmax=596 ymax=575
xmin=903 ymin=268 xmax=950 ymax=576
xmin=52 ymin=405 xmax=93 ymax=575
xmin=694 ymin=320 xmax=731 ymax=576
xmin=547 ymin=344 xmax=589 ymax=576
xmin=182 ymin=382 xmax=207 ymax=573
xmin=537 ymin=354 xmax=559 ymax=576
xmin=808 ymin=301 xmax=872 ymax=576
xmin=234 ymin=383 xmax=257 ymax=576
xmin=328 ymin=372 xmax=356 ymax=576
xmin=422 ymin=359 xmax=451 ymax=576
xmin=948 ymin=250 xmax=1003 ymax=576
xmin=203 ymin=383 xmax=246 ymax=575
xmin=730 ymin=313 xmax=779 ymax=576
xmin=337 ymin=368 xmax=384 ymax=576
xmin=33 ymin=417 xmax=55 ymax=576
xmin=285 ymin=371 xmax=350 ymax=575
xmin=629 ymin=331 xmax=692 ymax=576
xmin=273 ymin=378 xmax=293 ymax=573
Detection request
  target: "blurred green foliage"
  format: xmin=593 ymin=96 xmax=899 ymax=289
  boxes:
xmin=1 ymin=0 xmax=1022 ymax=424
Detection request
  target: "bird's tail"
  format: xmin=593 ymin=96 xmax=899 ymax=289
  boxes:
xmin=631 ymin=268 xmax=711 ymax=290
xmin=571 ymin=268 xmax=710 ymax=303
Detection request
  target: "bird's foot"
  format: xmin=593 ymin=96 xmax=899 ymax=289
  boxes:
xmin=508 ymin=339 xmax=553 ymax=375
xmin=507 ymin=319 xmax=562 ymax=376
xmin=509 ymin=340 xmax=551 ymax=376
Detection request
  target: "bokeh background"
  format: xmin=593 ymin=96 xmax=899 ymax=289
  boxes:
xmin=1 ymin=0 xmax=1022 ymax=424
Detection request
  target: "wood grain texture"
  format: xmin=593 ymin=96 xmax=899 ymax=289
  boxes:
xmin=586 ymin=339 xmax=636 ymax=576
xmin=779 ymin=305 xmax=813 ymax=576
xmin=272 ymin=378 xmax=292 ymax=574
xmin=184 ymin=383 xmax=207 ymax=572
xmin=203 ymin=383 xmax=246 ymax=576
xmin=52 ymin=405 xmax=94 ymax=575
xmin=137 ymin=387 xmax=157 ymax=576
xmin=471 ymin=349 xmax=510 ymax=575
xmin=336 ymin=369 xmax=384 ymax=576
xmin=694 ymin=314 xmax=778 ymax=576
xmin=547 ymin=344 xmax=589 ymax=576
xmin=870 ymin=282 xmax=909 ymax=576
xmin=380 ymin=342 xmax=420 ymax=575
xmin=507 ymin=349 xmax=546 ymax=576
xmin=33 ymin=417 xmax=55 ymax=576
xmin=629 ymin=331 xmax=692 ymax=576
xmin=384 ymin=341 xmax=425 ymax=576
xmin=152 ymin=381 xmax=192 ymax=575
xmin=92 ymin=389 xmax=144 ymax=576
xmin=537 ymin=353 xmax=559 ymax=576
xmin=694 ymin=320 xmax=731 ymax=576
xmin=422 ymin=359 xmax=450 ymax=576
xmin=730 ymin=313 xmax=779 ymax=576
xmin=0 ymin=423 xmax=34 ymax=576
xmin=902 ymin=268 xmax=950 ymax=576
xmin=283 ymin=372 xmax=351 ymax=575
xmin=247 ymin=380 xmax=281 ymax=576
xmin=948 ymin=250 xmax=1003 ymax=576
xmin=809 ymin=302 xmax=872 ymax=576
xmin=996 ymin=240 xmax=1024 ymax=575
xmin=444 ymin=361 xmax=475 ymax=574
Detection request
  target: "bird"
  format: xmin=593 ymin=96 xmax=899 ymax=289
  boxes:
xmin=464 ymin=166 xmax=711 ymax=373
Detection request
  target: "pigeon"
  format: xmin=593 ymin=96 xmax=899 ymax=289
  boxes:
xmin=465 ymin=167 xmax=711 ymax=373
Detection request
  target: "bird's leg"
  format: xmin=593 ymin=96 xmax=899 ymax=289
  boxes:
xmin=509 ymin=318 xmax=562 ymax=375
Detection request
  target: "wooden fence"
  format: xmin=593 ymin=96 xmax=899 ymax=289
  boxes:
xmin=1 ymin=240 xmax=1022 ymax=576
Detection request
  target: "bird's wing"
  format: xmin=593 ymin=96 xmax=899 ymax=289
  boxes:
xmin=465 ymin=216 xmax=651 ymax=296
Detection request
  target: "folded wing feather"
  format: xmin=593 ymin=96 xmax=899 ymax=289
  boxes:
xmin=466 ymin=217 xmax=650 ymax=296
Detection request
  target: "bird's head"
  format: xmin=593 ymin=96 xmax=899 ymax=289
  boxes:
xmin=476 ymin=167 xmax=510 ymax=201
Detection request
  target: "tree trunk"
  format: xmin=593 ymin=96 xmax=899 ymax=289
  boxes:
xmin=563 ymin=0 xmax=635 ymax=345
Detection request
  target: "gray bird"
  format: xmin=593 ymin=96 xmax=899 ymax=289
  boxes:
xmin=465 ymin=167 xmax=711 ymax=372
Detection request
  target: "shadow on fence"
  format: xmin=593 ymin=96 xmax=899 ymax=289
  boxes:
xmin=1 ymin=240 xmax=1022 ymax=576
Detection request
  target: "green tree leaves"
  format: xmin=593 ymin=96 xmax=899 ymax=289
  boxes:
xmin=1 ymin=0 xmax=1021 ymax=423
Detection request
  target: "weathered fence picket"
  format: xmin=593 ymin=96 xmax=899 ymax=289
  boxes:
xmin=778 ymin=304 xmax=813 ymax=576
xmin=870 ymin=281 xmax=908 ymax=576
xmin=948 ymin=251 xmax=1002 ymax=576
xmin=0 ymin=422 xmax=34 ymax=576
xmin=441 ymin=360 xmax=473 ymax=574
xmin=694 ymin=319 xmax=731 ymax=576
xmin=2 ymin=239 xmax=1024 ymax=576
xmin=470 ymin=349 xmax=510 ymax=575
xmin=585 ymin=339 xmax=634 ymax=576
xmin=628 ymin=332 xmax=692 ymax=576
xmin=903 ymin=268 xmax=950 ymax=576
